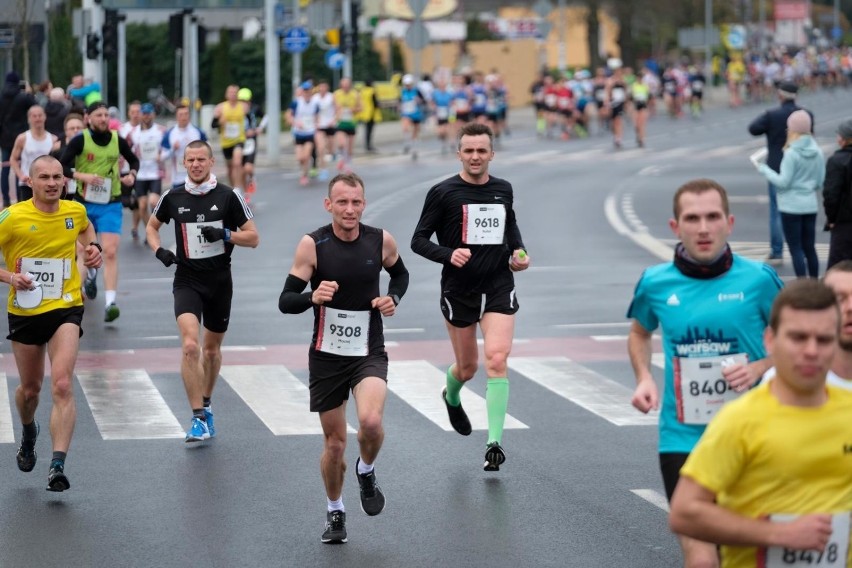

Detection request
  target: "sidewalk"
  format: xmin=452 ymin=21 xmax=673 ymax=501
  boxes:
xmin=232 ymin=85 xmax=731 ymax=173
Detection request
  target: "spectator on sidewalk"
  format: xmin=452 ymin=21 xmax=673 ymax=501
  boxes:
xmin=823 ymin=118 xmax=852 ymax=269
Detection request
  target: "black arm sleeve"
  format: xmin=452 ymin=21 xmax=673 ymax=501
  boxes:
xmin=60 ymin=134 xmax=85 ymax=178
xmin=279 ymin=274 xmax=313 ymax=314
xmin=211 ymin=116 xmax=220 ymax=130
xmin=118 ymin=136 xmax=140 ymax=173
xmin=385 ymin=255 xmax=409 ymax=301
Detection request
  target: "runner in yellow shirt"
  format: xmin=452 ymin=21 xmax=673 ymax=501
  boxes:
xmin=0 ymin=155 xmax=103 ymax=492
xmin=671 ymin=279 xmax=852 ymax=568
xmin=212 ymin=85 xmax=246 ymax=189
xmin=333 ymin=78 xmax=361 ymax=173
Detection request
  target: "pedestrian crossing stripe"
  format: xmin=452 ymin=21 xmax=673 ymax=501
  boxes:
xmin=77 ymin=369 xmax=184 ymax=440
xmin=509 ymin=357 xmax=658 ymax=426
xmin=0 ymin=357 xmax=659 ymax=443
xmin=0 ymin=374 xmax=13 ymax=443
xmin=386 ymin=360 xmax=528 ymax=432
xmin=221 ymin=365 xmax=356 ymax=435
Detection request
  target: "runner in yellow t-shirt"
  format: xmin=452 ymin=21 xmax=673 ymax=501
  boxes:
xmin=671 ymin=280 xmax=852 ymax=568
xmin=0 ymin=155 xmax=103 ymax=492
xmin=212 ymin=85 xmax=246 ymax=189
xmin=333 ymin=78 xmax=361 ymax=172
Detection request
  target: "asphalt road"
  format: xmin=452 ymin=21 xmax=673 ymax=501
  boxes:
xmin=0 ymin=87 xmax=848 ymax=567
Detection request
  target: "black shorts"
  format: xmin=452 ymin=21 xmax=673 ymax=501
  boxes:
xmin=437 ymin=119 xmax=449 ymax=126
xmin=173 ymin=269 xmax=233 ymax=333
xmin=634 ymin=102 xmax=648 ymax=111
xmin=308 ymin=350 xmax=388 ymax=412
xmin=135 ymin=179 xmax=162 ymax=198
xmin=455 ymin=111 xmax=471 ymax=123
xmin=610 ymin=103 xmax=626 ymax=117
xmin=560 ymin=109 xmax=573 ymax=118
xmin=486 ymin=113 xmax=500 ymax=122
xmin=659 ymin=452 xmax=690 ymax=502
xmin=440 ymin=286 xmax=519 ymax=328
xmin=7 ymin=306 xmax=84 ymax=345
xmin=319 ymin=127 xmax=336 ymax=136
xmin=294 ymin=134 xmax=315 ymax=146
xmin=222 ymin=143 xmax=244 ymax=162
xmin=472 ymin=110 xmax=486 ymax=119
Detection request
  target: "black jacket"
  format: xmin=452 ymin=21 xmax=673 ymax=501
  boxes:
xmin=748 ymin=100 xmax=812 ymax=172
xmin=823 ymin=145 xmax=852 ymax=225
xmin=0 ymin=90 xmax=36 ymax=150
xmin=44 ymin=100 xmax=69 ymax=139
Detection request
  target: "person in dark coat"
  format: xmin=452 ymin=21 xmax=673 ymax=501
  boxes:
xmin=748 ymin=81 xmax=813 ymax=267
xmin=44 ymin=87 xmax=69 ymax=139
xmin=0 ymin=73 xmax=36 ymax=207
xmin=823 ymin=119 xmax=852 ymax=269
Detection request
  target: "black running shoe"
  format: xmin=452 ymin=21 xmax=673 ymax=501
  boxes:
xmin=483 ymin=442 xmax=506 ymax=472
xmin=47 ymin=461 xmax=70 ymax=492
xmin=321 ymin=510 xmax=347 ymax=544
xmin=441 ymin=387 xmax=472 ymax=436
xmin=356 ymin=457 xmax=386 ymax=516
xmin=16 ymin=421 xmax=39 ymax=473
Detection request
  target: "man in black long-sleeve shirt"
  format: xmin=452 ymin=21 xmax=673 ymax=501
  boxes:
xmin=823 ymin=118 xmax=852 ymax=269
xmin=411 ymin=122 xmax=530 ymax=472
xmin=59 ymin=101 xmax=139 ymax=323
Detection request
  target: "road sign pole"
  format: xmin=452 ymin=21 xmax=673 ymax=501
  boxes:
xmin=292 ymin=0 xmax=301 ymax=94
xmin=265 ymin=0 xmax=281 ymax=165
xmin=342 ymin=0 xmax=352 ymax=79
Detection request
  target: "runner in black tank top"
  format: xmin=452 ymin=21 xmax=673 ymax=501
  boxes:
xmin=278 ymin=172 xmax=409 ymax=544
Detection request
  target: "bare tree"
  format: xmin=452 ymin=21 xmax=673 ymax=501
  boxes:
xmin=17 ymin=0 xmax=31 ymax=83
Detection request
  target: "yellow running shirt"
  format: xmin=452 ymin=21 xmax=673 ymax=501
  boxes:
xmin=219 ymin=102 xmax=246 ymax=148
xmin=0 ymin=199 xmax=89 ymax=315
xmin=682 ymin=382 xmax=852 ymax=568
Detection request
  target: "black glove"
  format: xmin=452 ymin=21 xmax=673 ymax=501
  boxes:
xmin=201 ymin=226 xmax=226 ymax=243
xmin=155 ymin=247 xmax=178 ymax=267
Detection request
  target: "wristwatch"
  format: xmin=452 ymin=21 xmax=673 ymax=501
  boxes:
xmin=390 ymin=294 xmax=400 ymax=306
xmin=89 ymin=242 xmax=103 ymax=252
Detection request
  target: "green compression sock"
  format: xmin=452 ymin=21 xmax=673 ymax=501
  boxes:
xmin=445 ymin=366 xmax=465 ymax=407
xmin=486 ymin=378 xmax=509 ymax=444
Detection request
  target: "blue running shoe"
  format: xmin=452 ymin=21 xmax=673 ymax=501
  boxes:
xmin=204 ymin=406 xmax=216 ymax=438
xmin=185 ymin=417 xmax=210 ymax=443
xmin=16 ymin=420 xmax=39 ymax=472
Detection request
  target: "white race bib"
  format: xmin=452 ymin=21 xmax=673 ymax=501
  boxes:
xmin=762 ymin=513 xmax=850 ymax=567
xmin=243 ymin=138 xmax=256 ymax=155
xmin=340 ymin=108 xmax=354 ymax=121
xmin=674 ymin=353 xmax=747 ymax=425
xmin=19 ymin=257 xmax=68 ymax=300
xmin=462 ymin=204 xmax=506 ymax=245
xmin=611 ymin=88 xmax=626 ymax=104
xmin=691 ymin=80 xmax=704 ymax=91
xmin=182 ymin=220 xmax=226 ymax=259
xmin=66 ymin=179 xmax=77 ymax=195
xmin=223 ymin=122 xmax=241 ymax=139
xmin=141 ymin=139 xmax=160 ymax=161
xmin=436 ymin=106 xmax=450 ymax=120
xmin=316 ymin=307 xmax=370 ymax=357
xmin=85 ymin=177 xmax=112 ymax=204
xmin=401 ymin=100 xmax=417 ymax=115
xmin=633 ymin=91 xmax=649 ymax=103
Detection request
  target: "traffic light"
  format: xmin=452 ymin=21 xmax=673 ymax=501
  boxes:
xmin=102 ymin=9 xmax=119 ymax=58
xmin=350 ymin=0 xmax=361 ymax=52
xmin=86 ymin=32 xmax=100 ymax=60
xmin=169 ymin=12 xmax=183 ymax=48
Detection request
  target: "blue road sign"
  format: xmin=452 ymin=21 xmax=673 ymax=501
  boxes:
xmin=325 ymin=48 xmax=345 ymax=70
xmin=282 ymin=26 xmax=310 ymax=53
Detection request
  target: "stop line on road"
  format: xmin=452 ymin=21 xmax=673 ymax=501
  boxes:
xmin=0 ymin=355 xmax=660 ymax=443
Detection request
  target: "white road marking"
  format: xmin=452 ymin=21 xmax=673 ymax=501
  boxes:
xmin=509 ymin=357 xmax=657 ymax=426
xmin=631 ymin=489 xmax=670 ymax=512
xmin=0 ymin=374 xmax=13 ymax=443
xmin=77 ymin=369 xmax=184 ymax=440
xmin=387 ymin=360 xmax=528 ymax=432
xmin=221 ymin=365 xmax=355 ymax=435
